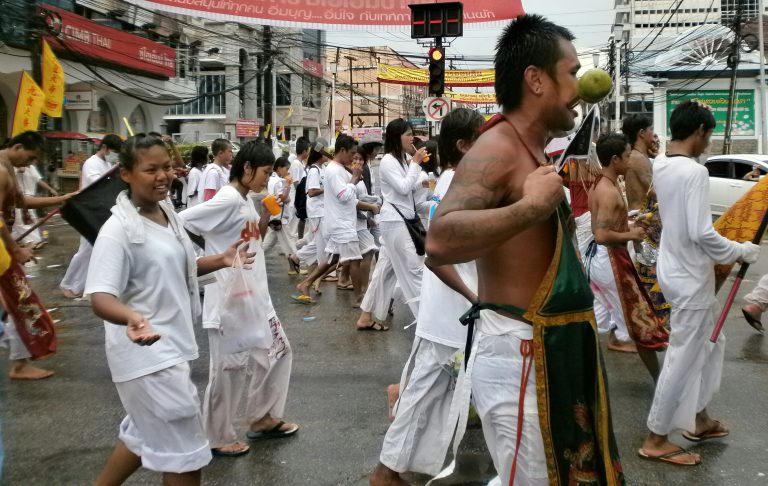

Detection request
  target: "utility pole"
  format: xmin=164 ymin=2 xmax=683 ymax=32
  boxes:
xmin=723 ymin=0 xmax=745 ymax=155
xmin=623 ymin=43 xmax=630 ymax=114
xmin=263 ymin=26 xmax=273 ymax=139
xmin=758 ymin=0 xmax=767 ymax=152
xmin=345 ymin=55 xmax=356 ymax=131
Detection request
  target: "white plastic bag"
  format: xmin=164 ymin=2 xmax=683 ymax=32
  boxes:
xmin=217 ymin=199 xmax=273 ymax=354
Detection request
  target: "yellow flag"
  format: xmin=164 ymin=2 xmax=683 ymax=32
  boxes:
xmin=713 ymin=175 xmax=768 ymax=290
xmin=11 ymin=72 xmax=45 ymax=137
xmin=42 ymin=40 xmax=64 ymax=118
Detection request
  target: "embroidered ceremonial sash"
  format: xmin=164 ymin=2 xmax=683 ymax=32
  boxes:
xmin=635 ymin=191 xmax=671 ymax=325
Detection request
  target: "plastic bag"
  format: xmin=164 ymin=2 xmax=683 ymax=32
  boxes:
xmin=217 ymin=199 xmax=273 ymax=354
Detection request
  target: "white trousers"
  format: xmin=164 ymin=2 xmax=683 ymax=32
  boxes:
xmin=203 ymin=317 xmax=293 ymax=448
xmin=296 ymin=217 xmax=322 ymax=267
xmin=115 ymin=362 xmax=211 ymax=473
xmin=11 ymin=209 xmax=41 ymax=245
xmin=380 ymin=338 xmax=460 ymax=475
xmin=647 ymin=305 xmax=724 ymax=435
xmin=60 ymin=237 xmax=92 ymax=296
xmin=587 ymin=244 xmax=630 ymax=342
xmin=2 ymin=317 xmax=31 ymax=360
xmin=360 ymin=245 xmax=398 ymax=322
xmin=472 ymin=330 xmax=548 ymax=486
xmin=262 ymin=225 xmax=297 ymax=257
xmin=381 ymin=223 xmax=424 ymax=317
xmin=744 ymin=273 xmax=768 ymax=311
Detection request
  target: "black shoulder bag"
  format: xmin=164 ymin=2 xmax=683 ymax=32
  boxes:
xmin=390 ymin=199 xmax=427 ymax=256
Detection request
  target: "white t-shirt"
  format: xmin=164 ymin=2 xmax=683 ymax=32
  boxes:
xmin=179 ymin=185 xmax=276 ymax=328
xmin=289 ymin=155 xmax=305 ymax=210
xmin=16 ymin=165 xmax=42 ymax=196
xmin=81 ymin=153 xmax=112 ymax=188
xmin=85 ymin=216 xmax=198 ymax=382
xmin=199 ymin=163 xmax=228 ymax=196
xmin=187 ymin=167 xmax=202 ymax=197
xmin=323 ymin=160 xmax=358 ymax=243
xmin=305 ymin=164 xmax=325 ymax=219
xmin=379 ymin=153 xmax=422 ymax=222
xmin=653 ymin=154 xmax=744 ymax=309
xmin=355 ymin=181 xmax=370 ymax=232
xmin=416 ymin=169 xmax=477 ymax=348
xmin=267 ymin=173 xmax=287 ymax=222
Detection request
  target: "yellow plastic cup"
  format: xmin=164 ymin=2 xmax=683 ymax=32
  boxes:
xmin=262 ymin=194 xmax=282 ymax=216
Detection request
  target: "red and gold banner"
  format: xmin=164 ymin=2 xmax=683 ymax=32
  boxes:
xmin=444 ymin=90 xmax=496 ymax=104
xmin=42 ymin=40 xmax=65 ymax=118
xmin=377 ymin=64 xmax=495 ymax=87
xmin=129 ymin=0 xmax=523 ymax=29
xmin=11 ymin=72 xmax=46 ymax=137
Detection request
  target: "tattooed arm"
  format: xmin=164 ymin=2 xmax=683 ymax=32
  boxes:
xmin=590 ymin=185 xmax=645 ymax=246
xmin=426 ymin=153 xmax=564 ymax=265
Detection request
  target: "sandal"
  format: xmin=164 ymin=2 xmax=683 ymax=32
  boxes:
xmin=357 ymin=322 xmax=389 ymax=332
xmin=211 ymin=442 xmax=250 ymax=457
xmin=637 ymin=447 xmax=700 ymax=466
xmin=246 ymin=421 xmax=299 ymax=441
xmin=291 ymin=294 xmax=316 ymax=305
xmin=681 ymin=421 xmax=730 ymax=442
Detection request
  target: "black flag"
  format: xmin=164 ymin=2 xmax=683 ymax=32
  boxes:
xmin=60 ymin=166 xmax=127 ymax=244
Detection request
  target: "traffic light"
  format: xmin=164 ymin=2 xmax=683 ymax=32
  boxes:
xmin=428 ymin=47 xmax=445 ymax=96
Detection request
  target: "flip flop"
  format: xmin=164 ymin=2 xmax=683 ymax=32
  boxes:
xmin=681 ymin=421 xmax=730 ymax=442
xmin=357 ymin=322 xmax=389 ymax=332
xmin=322 ymin=275 xmax=338 ymax=282
xmin=742 ymin=307 xmax=764 ymax=333
xmin=637 ymin=447 xmax=701 ymax=466
xmin=337 ymin=283 xmax=354 ymax=290
xmin=246 ymin=421 xmax=299 ymax=441
xmin=211 ymin=443 xmax=250 ymax=457
xmin=291 ymin=294 xmax=316 ymax=305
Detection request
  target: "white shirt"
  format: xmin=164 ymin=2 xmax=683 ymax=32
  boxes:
xmin=355 ymin=181 xmax=370 ymax=232
xmin=654 ymin=154 xmax=744 ymax=309
xmin=187 ymin=167 xmax=202 ymax=198
xmin=81 ymin=153 xmax=112 ymax=188
xmin=16 ymin=165 xmax=42 ymax=196
xmin=323 ymin=160 xmax=358 ymax=243
xmin=305 ymin=163 xmax=325 ymax=219
xmin=416 ymin=169 xmax=477 ymax=348
xmin=180 ymin=185 xmax=276 ymax=328
xmin=379 ymin=153 xmax=422 ymax=222
xmin=289 ymin=155 xmax=305 ymax=209
xmin=85 ymin=216 xmax=198 ymax=382
xmin=199 ymin=163 xmax=228 ymax=196
xmin=267 ymin=173 xmax=287 ymax=221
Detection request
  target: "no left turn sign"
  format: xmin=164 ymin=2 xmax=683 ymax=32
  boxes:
xmin=422 ymin=97 xmax=451 ymax=122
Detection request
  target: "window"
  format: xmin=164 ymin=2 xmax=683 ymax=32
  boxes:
xmin=166 ymin=73 xmax=226 ymax=116
xmin=734 ymin=161 xmax=761 ymax=180
xmin=277 ymin=74 xmax=292 ymax=106
xmin=706 ymin=161 xmax=731 ymax=178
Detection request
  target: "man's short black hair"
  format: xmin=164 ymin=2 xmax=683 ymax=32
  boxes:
xmin=621 ymin=114 xmax=652 ymax=145
xmin=596 ymin=133 xmax=629 ymax=167
xmin=295 ymin=136 xmax=310 ymax=155
xmin=6 ymin=131 xmax=45 ymax=151
xmin=100 ymin=134 xmax=123 ymax=151
xmin=211 ymin=138 xmax=232 ymax=157
xmin=438 ymin=108 xmax=484 ymax=170
xmin=334 ymin=134 xmax=357 ymax=154
xmin=669 ymin=101 xmax=716 ymax=141
xmin=495 ymin=14 xmax=575 ymax=111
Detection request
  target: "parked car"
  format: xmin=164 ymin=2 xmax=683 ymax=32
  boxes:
xmin=704 ymin=154 xmax=768 ymax=215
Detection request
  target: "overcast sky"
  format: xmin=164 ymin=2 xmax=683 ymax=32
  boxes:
xmin=326 ymin=0 xmax=615 ymax=67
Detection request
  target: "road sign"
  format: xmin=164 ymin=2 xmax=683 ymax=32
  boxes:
xmin=422 ymin=97 xmax=451 ymax=122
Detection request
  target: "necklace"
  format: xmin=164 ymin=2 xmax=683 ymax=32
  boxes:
xmin=504 ymin=117 xmax=548 ymax=166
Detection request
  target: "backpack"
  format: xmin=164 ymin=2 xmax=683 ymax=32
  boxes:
xmin=293 ymin=164 xmax=319 ymax=220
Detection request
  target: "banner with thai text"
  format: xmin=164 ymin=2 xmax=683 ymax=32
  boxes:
xmin=377 ymin=64 xmax=495 ymax=87
xmin=12 ymin=72 xmax=46 ymax=137
xmin=42 ymin=40 xmax=65 ymax=118
xmin=444 ymin=90 xmax=496 ymax=104
xmin=129 ymin=0 xmax=523 ymax=30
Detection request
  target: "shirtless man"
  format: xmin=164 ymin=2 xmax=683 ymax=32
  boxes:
xmin=587 ymin=133 xmax=667 ymax=381
xmin=427 ymin=15 xmax=623 ymax=485
xmin=622 ymin=114 xmax=655 ymax=211
xmin=0 ymin=131 xmax=72 ymax=379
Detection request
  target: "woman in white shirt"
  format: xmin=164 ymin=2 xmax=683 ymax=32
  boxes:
xmin=180 ymin=141 xmax=299 ymax=459
xmin=262 ymin=156 xmax=299 ymax=273
xmin=85 ymin=134 xmax=250 ymax=486
xmin=185 ymin=145 xmax=208 ymax=208
xmin=378 ymin=119 xmax=428 ymax=317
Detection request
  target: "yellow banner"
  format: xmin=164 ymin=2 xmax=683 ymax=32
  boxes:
xmin=12 ymin=72 xmax=45 ymax=137
xmin=444 ymin=90 xmax=496 ymax=104
xmin=377 ymin=64 xmax=495 ymax=87
xmin=42 ymin=40 xmax=64 ymax=118
xmin=713 ymin=175 xmax=768 ymax=290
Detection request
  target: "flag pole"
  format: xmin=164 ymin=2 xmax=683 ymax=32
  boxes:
xmin=15 ymin=208 xmax=60 ymax=244
xmin=710 ymin=208 xmax=768 ymax=342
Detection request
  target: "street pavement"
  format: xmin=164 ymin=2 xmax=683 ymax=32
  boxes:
xmin=1 ymin=216 xmax=768 ymax=485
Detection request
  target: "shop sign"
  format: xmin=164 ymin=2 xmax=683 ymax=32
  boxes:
xmin=666 ymin=90 xmax=755 ymax=137
xmin=64 ymin=90 xmax=93 ymax=111
xmin=236 ymin=119 xmax=261 ymax=138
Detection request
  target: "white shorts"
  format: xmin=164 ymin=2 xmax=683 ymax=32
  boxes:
xmin=357 ymin=228 xmax=378 ymax=255
xmin=114 ymin=362 xmax=212 ymax=473
xmin=325 ymin=238 xmax=362 ymax=263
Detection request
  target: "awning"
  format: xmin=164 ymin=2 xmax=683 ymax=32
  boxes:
xmin=44 ymin=131 xmax=92 ymax=140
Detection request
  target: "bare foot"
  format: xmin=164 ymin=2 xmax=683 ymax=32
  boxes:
xmin=742 ymin=303 xmax=764 ymax=332
xmin=357 ymin=311 xmax=374 ymax=328
xmin=211 ymin=441 xmax=250 ymax=457
xmin=608 ymin=333 xmax=638 ymax=353
xmin=296 ymin=282 xmax=311 ymax=298
xmin=9 ymin=362 xmax=54 ymax=380
xmin=370 ymin=463 xmax=411 ymax=486
xmin=61 ymin=287 xmax=82 ymax=299
xmin=387 ymin=384 xmax=400 ymax=421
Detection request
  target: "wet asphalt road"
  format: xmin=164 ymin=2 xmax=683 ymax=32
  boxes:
xmin=1 ymin=216 xmax=768 ymax=486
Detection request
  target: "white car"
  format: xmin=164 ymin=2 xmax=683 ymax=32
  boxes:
xmin=704 ymin=154 xmax=768 ymax=215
